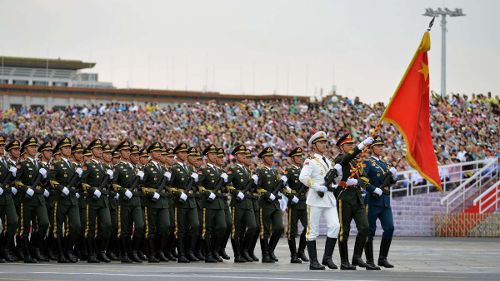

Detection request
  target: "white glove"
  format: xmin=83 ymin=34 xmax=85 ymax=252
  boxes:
xmin=75 ymin=192 xmax=80 ymax=199
xmin=93 ymin=189 xmax=101 ymax=198
xmin=334 ymin=164 xmax=343 ymax=178
xmin=318 ymin=186 xmax=327 ymax=193
xmin=374 ymin=188 xmax=383 ymax=196
xmin=220 ymin=173 xmax=228 ymax=183
xmin=269 ymin=193 xmax=276 ymax=201
xmin=237 ymin=192 xmax=244 ymax=200
xmin=26 ymin=188 xmax=35 ymax=197
xmin=280 ymin=175 xmax=288 ymax=184
xmin=390 ymin=167 xmax=398 ymax=180
xmin=114 ymin=193 xmax=120 ymax=200
xmin=252 ymin=174 xmax=258 ymax=185
xmin=106 ymin=169 xmax=114 ymax=179
xmin=346 ymin=178 xmax=358 ymax=186
xmin=11 ymin=187 xmax=17 ymax=195
xmin=43 ymin=189 xmax=50 ymax=198
xmin=62 ymin=187 xmax=70 ymax=196
xmin=191 ymin=172 xmax=199 ymax=182
xmin=39 ymin=167 xmax=47 ymax=179
xmin=208 ymin=192 xmax=216 ymax=200
xmin=0 ymin=187 xmax=3 ymax=196
xmin=292 ymin=196 xmax=299 ymax=204
xmin=9 ymin=166 xmax=17 ymax=177
xmin=358 ymin=137 xmax=374 ymax=150
xmin=179 ymin=192 xmax=187 ymax=201
xmin=153 ymin=192 xmax=160 ymax=200
xmin=164 ymin=171 xmax=172 ymax=180
xmin=137 ymin=170 xmax=145 ymax=180
xmin=125 ymin=189 xmax=133 ymax=199
xmin=76 ymin=167 xmax=83 ymax=177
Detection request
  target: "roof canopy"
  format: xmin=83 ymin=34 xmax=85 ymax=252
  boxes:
xmin=0 ymin=56 xmax=95 ymax=70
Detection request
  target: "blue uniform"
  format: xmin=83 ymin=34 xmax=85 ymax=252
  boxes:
xmin=362 ymin=156 xmax=394 ymax=241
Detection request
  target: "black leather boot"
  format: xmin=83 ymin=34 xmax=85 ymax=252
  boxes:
xmin=165 ymin=234 xmax=176 ymax=261
xmin=321 ymin=237 xmax=338 ymax=269
xmin=147 ymin=238 xmax=160 ymax=263
xmin=34 ymin=234 xmax=48 ymax=262
xmin=378 ymin=237 xmax=394 ymax=268
xmin=352 ymin=235 xmax=371 ymax=269
xmin=97 ymin=236 xmax=111 ymax=263
xmin=297 ymin=233 xmax=309 ymax=262
xmin=364 ymin=241 xmax=381 ymax=270
xmin=268 ymin=232 xmax=281 ymax=262
xmin=177 ymin=236 xmax=190 ymax=263
xmin=23 ymin=237 xmax=36 ymax=263
xmin=56 ymin=237 xmax=68 ymax=263
xmin=120 ymin=237 xmax=132 ymax=263
xmin=212 ymin=237 xmax=223 ymax=262
xmin=339 ymin=239 xmax=356 ymax=270
xmin=241 ymin=236 xmax=253 ymax=262
xmin=288 ymin=238 xmax=302 ymax=263
xmin=204 ymin=238 xmax=217 ymax=263
xmin=219 ymin=230 xmax=231 ymax=260
xmin=130 ymin=236 xmax=143 ymax=263
xmin=248 ymin=234 xmax=259 ymax=261
xmin=157 ymin=237 xmax=169 ymax=262
xmin=306 ymin=240 xmax=325 ymax=270
xmin=194 ymin=237 xmax=205 ymax=261
xmin=231 ymin=238 xmax=246 ymax=263
xmin=1 ymin=234 xmax=16 ymax=262
xmin=87 ymin=237 xmax=100 ymax=263
xmin=260 ymin=238 xmax=274 ymax=263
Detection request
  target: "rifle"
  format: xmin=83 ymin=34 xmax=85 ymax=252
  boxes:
xmin=178 ymin=177 xmax=195 ymax=202
xmin=267 ymin=179 xmax=285 ymax=202
xmin=235 ymin=178 xmax=254 ymax=202
xmin=26 ymin=172 xmax=42 ymax=198
xmin=93 ymin=174 xmax=109 ymax=198
xmin=290 ymin=182 xmax=308 ymax=205
xmin=206 ymin=177 xmax=225 ymax=202
xmin=371 ymin=157 xmax=403 ymax=200
xmin=60 ymin=172 xmax=79 ymax=197
xmin=317 ymin=168 xmax=339 ymax=198
xmin=1 ymin=172 xmax=12 ymax=189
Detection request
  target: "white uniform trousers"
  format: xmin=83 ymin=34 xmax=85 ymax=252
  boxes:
xmin=305 ymin=205 xmax=340 ymax=241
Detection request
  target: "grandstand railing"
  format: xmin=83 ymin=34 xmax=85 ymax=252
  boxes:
xmin=473 ymin=181 xmax=500 ymax=214
xmin=390 ymin=157 xmax=498 ymax=199
xmin=439 ymin=157 xmax=499 ymax=213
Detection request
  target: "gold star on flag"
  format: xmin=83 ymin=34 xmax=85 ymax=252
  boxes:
xmin=419 ymin=61 xmax=429 ymax=81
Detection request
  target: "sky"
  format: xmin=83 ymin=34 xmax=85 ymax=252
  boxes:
xmin=0 ymin=0 xmax=498 ymax=104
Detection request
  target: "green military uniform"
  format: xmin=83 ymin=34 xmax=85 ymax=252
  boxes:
xmin=256 ymin=147 xmax=283 ymax=263
xmin=141 ymin=142 xmax=170 ymax=263
xmin=0 ymin=137 xmax=18 ymax=262
xmin=244 ymin=148 xmax=260 ymax=262
xmin=14 ymin=137 xmax=50 ymax=263
xmin=189 ymin=148 xmax=206 ymax=261
xmin=41 ymin=142 xmax=58 ymax=262
xmin=170 ymin=142 xmax=199 ymax=263
xmin=197 ymin=145 xmax=227 ymax=263
xmin=216 ymin=147 xmax=232 ymax=261
xmin=102 ymin=144 xmax=119 ymax=261
xmin=283 ymin=147 xmax=309 ymax=263
xmin=163 ymin=147 xmax=178 ymax=261
xmin=226 ymin=145 xmax=257 ymax=263
xmin=74 ymin=144 xmax=88 ymax=260
xmin=112 ymin=141 xmax=144 ymax=263
xmin=80 ymin=139 xmax=111 ymax=263
xmin=47 ymin=138 xmax=81 ymax=263
xmin=334 ymin=134 xmax=371 ymax=270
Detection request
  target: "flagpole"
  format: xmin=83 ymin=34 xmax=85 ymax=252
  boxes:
xmin=347 ymin=18 xmax=435 ymax=180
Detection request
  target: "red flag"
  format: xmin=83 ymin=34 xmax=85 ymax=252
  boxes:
xmin=382 ymin=32 xmax=443 ymax=192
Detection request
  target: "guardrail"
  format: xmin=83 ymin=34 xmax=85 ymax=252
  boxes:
xmin=473 ymin=181 xmax=500 ymax=214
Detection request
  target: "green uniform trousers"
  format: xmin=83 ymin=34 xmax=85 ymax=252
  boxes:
xmin=259 ymin=207 xmax=283 ymax=239
xmin=287 ymin=207 xmax=307 ymax=239
xmin=53 ymin=201 xmax=81 ymax=244
xmin=338 ymin=198 xmax=368 ymax=243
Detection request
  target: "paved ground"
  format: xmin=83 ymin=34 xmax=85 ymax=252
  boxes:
xmin=1 ymin=237 xmax=499 ymax=281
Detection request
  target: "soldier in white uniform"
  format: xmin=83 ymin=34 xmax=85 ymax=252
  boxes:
xmin=299 ymin=131 xmax=356 ymax=270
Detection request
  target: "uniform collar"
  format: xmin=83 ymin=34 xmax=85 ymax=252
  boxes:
xmin=371 ymin=156 xmax=380 ymax=161
xmin=313 ymin=153 xmax=325 ymax=159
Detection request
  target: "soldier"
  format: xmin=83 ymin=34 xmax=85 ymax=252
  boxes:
xmin=112 ymin=151 xmax=121 ymax=166
xmin=226 ymin=144 xmax=258 ymax=263
xmin=14 ymin=137 xmax=50 ymax=263
xmin=38 ymin=141 xmax=57 ymax=261
xmin=362 ymin=135 xmax=397 ymax=269
xmin=52 ymin=147 xmax=62 ymax=162
xmin=139 ymin=149 xmax=149 ymax=167
xmin=112 ymin=140 xmax=144 ymax=263
xmin=188 ymin=147 xmax=206 ymax=261
xmin=163 ymin=147 xmax=178 ymax=261
xmin=283 ymin=147 xmax=309 ymax=264
xmin=170 ymin=142 xmax=199 ymax=263
xmin=141 ymin=142 xmax=170 ymax=263
xmin=242 ymin=148 xmax=259 ymax=262
xmin=71 ymin=143 xmax=87 ymax=260
xmin=335 ymin=133 xmax=378 ymax=270
xmin=197 ymin=144 xmax=227 ymax=263
xmin=0 ymin=136 xmax=18 ymax=262
xmin=256 ymin=146 xmax=285 ymax=263
xmin=5 ymin=140 xmax=22 ymax=261
xmin=47 ymin=137 xmax=82 ymax=263
xmin=82 ymin=149 xmax=92 ymax=163
xmin=80 ymin=139 xmax=113 ymax=263
xmin=215 ymin=147 xmax=231 ymax=261
xmin=102 ymin=144 xmax=120 ymax=261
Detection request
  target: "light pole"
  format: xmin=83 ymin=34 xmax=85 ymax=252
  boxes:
xmin=423 ymin=8 xmax=465 ymax=98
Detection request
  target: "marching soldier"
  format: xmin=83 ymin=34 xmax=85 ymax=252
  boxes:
xmin=14 ymin=137 xmax=50 ymax=263
xmin=163 ymin=147 xmax=178 ymax=261
xmin=170 ymin=142 xmax=199 ymax=263
xmin=226 ymin=145 xmax=258 ymax=263
xmin=129 ymin=145 xmax=147 ymax=261
xmin=335 ymin=133 xmax=378 ymax=270
xmin=299 ymin=131 xmax=343 ymax=270
xmin=196 ymin=144 xmax=227 ymax=263
xmin=5 ymin=140 xmax=21 ymax=261
xmin=362 ymin=135 xmax=397 ymax=269
xmin=102 ymin=144 xmax=120 ymax=261
xmin=243 ymin=148 xmax=260 ymax=262
xmin=112 ymin=140 xmax=144 ymax=263
xmin=112 ymin=151 xmax=121 ymax=166
xmin=188 ymin=147 xmax=206 ymax=261
xmin=38 ymin=141 xmax=57 ymax=261
xmin=71 ymin=143 xmax=87 ymax=260
xmin=283 ymin=147 xmax=309 ymax=264
xmin=256 ymin=146 xmax=284 ymax=263
xmin=47 ymin=137 xmax=82 ymax=263
xmin=215 ymin=147 xmax=231 ymax=260
xmin=0 ymin=136 xmax=18 ymax=262
xmin=80 ymin=139 xmax=113 ymax=263
xmin=139 ymin=149 xmax=149 ymax=167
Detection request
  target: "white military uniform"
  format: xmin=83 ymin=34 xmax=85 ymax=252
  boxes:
xmin=299 ymin=153 xmax=341 ymax=241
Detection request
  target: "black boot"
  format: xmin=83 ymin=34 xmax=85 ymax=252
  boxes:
xmin=97 ymin=236 xmax=111 ymax=263
xmin=120 ymin=237 xmax=132 ymax=263
xmin=87 ymin=237 xmax=100 ymax=263
xmin=171 ymin=237 xmax=178 ymax=258
xmin=79 ymin=236 xmax=88 ymax=261
xmin=129 ymin=236 xmax=143 ymax=263
xmin=147 ymin=238 xmax=160 ymax=263
xmin=56 ymin=237 xmax=68 ymax=263
xmin=231 ymin=238 xmax=246 ymax=263
xmin=23 ymin=237 xmax=36 ymax=263
xmin=212 ymin=237 xmax=223 ymax=262
xmin=241 ymin=236 xmax=253 ymax=262
xmin=260 ymin=238 xmax=274 ymax=263
xmin=248 ymin=234 xmax=259 ymax=262
xmin=34 ymin=234 xmax=49 ymax=262
xmin=1 ymin=234 xmax=16 ymax=262
xmin=378 ymin=237 xmax=394 ymax=268
xmin=339 ymin=239 xmax=356 ymax=270
xmin=288 ymin=238 xmax=302 ymax=263
xmin=364 ymin=241 xmax=381 ymax=270
xmin=297 ymin=233 xmax=309 ymax=262
xmin=165 ymin=234 xmax=176 ymax=261
xmin=156 ymin=236 xmax=169 ymax=262
xmin=194 ymin=237 xmax=205 ymax=261
xmin=306 ymin=240 xmax=325 ymax=270
xmin=322 ymin=237 xmax=338 ymax=269
xmin=186 ymin=236 xmax=200 ymax=262
xmin=177 ymin=236 xmax=190 ymax=263
xmin=268 ymin=232 xmax=281 ymax=262
xmin=46 ymin=236 xmax=58 ymax=261
xmin=352 ymin=235 xmax=370 ymax=269
xmin=98 ymin=251 xmax=111 ymax=263
xmin=204 ymin=238 xmax=217 ymax=263
xmin=218 ymin=231 xmax=231 ymax=260
xmin=65 ymin=237 xmax=78 ymax=263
